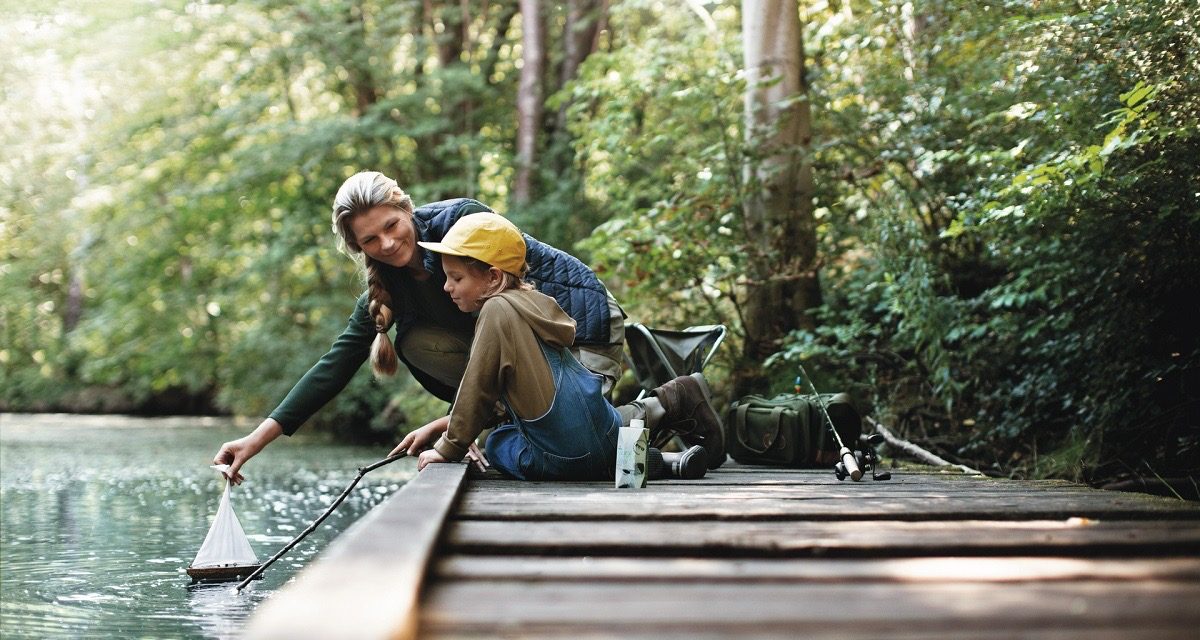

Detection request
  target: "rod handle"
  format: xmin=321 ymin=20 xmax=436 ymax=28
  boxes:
xmin=840 ymin=447 xmax=863 ymax=481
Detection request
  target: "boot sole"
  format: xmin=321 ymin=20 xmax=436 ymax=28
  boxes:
xmin=674 ymin=445 xmax=708 ymax=480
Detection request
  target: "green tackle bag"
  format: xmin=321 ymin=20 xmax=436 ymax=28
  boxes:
xmin=725 ymin=393 xmax=862 ymax=467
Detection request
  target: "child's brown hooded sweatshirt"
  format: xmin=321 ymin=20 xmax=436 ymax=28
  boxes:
xmin=433 ymin=288 xmax=577 ymax=461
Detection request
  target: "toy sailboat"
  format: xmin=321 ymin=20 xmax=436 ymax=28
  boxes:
xmin=186 ymin=465 xmax=262 ymax=584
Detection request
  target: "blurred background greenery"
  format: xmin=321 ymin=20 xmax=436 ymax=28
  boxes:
xmin=2 ymin=0 xmax=1196 ymax=487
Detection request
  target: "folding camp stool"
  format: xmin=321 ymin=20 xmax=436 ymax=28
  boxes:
xmin=624 ymin=322 xmax=727 ymax=448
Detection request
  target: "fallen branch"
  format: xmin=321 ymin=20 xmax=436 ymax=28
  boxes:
xmin=866 ymin=416 xmax=984 ymax=476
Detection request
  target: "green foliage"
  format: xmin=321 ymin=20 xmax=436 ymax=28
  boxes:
xmin=775 ymin=0 xmax=1200 ymax=480
xmin=0 ymin=0 xmax=162 ymax=410
xmin=1 ymin=0 xmax=517 ymax=433
xmin=4 ymin=0 xmax=1197 ymax=487
xmin=566 ymin=0 xmax=747 ymax=388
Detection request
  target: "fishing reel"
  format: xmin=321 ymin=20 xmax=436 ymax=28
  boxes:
xmin=834 ymin=433 xmax=891 ymax=482
xmin=793 ymin=369 xmax=892 ymax=483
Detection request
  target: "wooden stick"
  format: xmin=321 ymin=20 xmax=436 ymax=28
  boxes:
xmin=235 ymin=451 xmax=408 ymax=593
xmin=865 ymin=416 xmax=983 ymax=476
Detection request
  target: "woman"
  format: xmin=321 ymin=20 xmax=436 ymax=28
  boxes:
xmin=214 ymin=171 xmax=625 ymax=483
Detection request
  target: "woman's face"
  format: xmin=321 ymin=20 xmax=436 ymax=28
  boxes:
xmin=441 ymin=255 xmax=500 ymax=313
xmin=349 ymin=205 xmax=419 ymax=269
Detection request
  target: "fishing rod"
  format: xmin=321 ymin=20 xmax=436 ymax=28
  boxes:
xmin=794 ymin=364 xmax=886 ymax=482
xmin=235 ymin=450 xmax=408 ymax=593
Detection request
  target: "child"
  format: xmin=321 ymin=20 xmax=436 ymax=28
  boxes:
xmin=394 ymin=212 xmax=724 ymax=481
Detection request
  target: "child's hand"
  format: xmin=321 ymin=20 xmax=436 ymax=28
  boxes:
xmin=466 ymin=442 xmax=490 ymax=473
xmin=417 ymin=449 xmax=449 ymax=471
xmin=391 ymin=416 xmax=450 ymax=457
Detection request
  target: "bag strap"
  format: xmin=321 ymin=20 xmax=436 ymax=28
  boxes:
xmin=736 ymin=404 xmax=785 ymax=455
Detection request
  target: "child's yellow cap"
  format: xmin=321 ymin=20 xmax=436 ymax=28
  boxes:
xmin=417 ymin=212 xmax=527 ymax=276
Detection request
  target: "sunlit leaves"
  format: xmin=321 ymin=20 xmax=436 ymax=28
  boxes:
xmin=779 ymin=0 xmax=1200 ymax=480
xmin=566 ymin=0 xmax=746 ymax=347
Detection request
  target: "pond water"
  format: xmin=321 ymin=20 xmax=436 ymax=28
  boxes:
xmin=0 ymin=413 xmax=415 ymax=639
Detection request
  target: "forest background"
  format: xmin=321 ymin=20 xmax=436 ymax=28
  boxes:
xmin=2 ymin=0 xmax=1197 ymax=490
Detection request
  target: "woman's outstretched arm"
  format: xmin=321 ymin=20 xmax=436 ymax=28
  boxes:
xmin=212 ymin=418 xmax=284 ymax=485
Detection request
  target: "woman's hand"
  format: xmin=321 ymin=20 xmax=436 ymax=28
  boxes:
xmin=213 ymin=419 xmax=283 ymax=485
xmin=390 ymin=415 xmax=450 ymax=457
xmin=417 ymin=449 xmax=449 ymax=471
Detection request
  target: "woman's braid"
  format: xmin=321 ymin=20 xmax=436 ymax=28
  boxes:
xmin=366 ymin=258 xmax=399 ymax=377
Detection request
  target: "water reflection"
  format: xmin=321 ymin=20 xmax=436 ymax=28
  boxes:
xmin=0 ymin=414 xmax=414 ymax=639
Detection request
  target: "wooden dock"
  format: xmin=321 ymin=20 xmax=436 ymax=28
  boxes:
xmin=245 ymin=463 xmax=1200 ymax=639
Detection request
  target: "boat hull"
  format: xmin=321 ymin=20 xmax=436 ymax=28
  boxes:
xmin=186 ymin=564 xmax=262 ymax=584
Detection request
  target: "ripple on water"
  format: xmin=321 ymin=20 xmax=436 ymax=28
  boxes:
xmin=1 ymin=600 xmax=109 ymax=640
xmin=1 ymin=417 xmax=415 ymax=639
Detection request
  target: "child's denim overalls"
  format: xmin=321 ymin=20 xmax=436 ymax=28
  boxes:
xmin=485 ymin=341 xmax=620 ymax=480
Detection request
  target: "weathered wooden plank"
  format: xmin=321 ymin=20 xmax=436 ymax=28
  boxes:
xmin=465 ymin=474 xmax=1195 ymax=500
xmin=465 ymin=480 xmax=1089 ymax=494
xmin=442 ymin=519 xmax=1200 ymax=556
xmin=465 ymin=482 xmax=1148 ymax=499
xmin=433 ymin=555 xmax=1200 ymax=583
xmin=419 ymin=581 xmax=1200 ymax=637
xmin=468 ymin=465 xmax=1032 ymax=482
xmin=469 ymin=471 xmax=1064 ymax=489
xmin=454 ymin=490 xmax=1200 ymax=521
xmin=245 ymin=451 xmax=1198 ymax=639
xmin=244 ymin=463 xmax=468 ymax=640
xmin=422 ymin=627 xmax=1199 ymax=640
xmin=472 ymin=463 xmax=1084 ymax=485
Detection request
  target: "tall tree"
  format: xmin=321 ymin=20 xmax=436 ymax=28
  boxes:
xmin=513 ymin=0 xmax=545 ymax=206
xmin=560 ymin=0 xmax=603 ymax=96
xmin=737 ymin=0 xmax=819 ymax=394
xmin=553 ymin=0 xmax=604 ymax=133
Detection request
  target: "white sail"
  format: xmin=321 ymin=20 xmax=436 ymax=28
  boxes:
xmin=191 ymin=466 xmax=258 ymax=568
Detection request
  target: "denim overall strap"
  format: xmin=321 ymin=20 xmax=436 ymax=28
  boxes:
xmin=485 ymin=340 xmax=620 ymax=480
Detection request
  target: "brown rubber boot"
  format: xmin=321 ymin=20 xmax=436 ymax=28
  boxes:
xmin=650 ymin=373 xmax=726 ymax=469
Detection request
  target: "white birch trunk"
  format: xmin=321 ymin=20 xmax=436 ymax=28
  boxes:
xmin=738 ymin=0 xmax=820 ymax=393
xmin=513 ymin=0 xmax=544 ymax=206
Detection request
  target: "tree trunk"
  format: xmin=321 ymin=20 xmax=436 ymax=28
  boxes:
xmin=737 ymin=0 xmax=821 ymax=395
xmin=347 ymin=1 xmax=379 ymax=116
xmin=436 ymin=3 xmax=466 ymax=68
xmin=513 ymin=0 xmax=544 ymax=207
xmin=555 ymin=0 xmax=603 ymax=131
xmin=561 ymin=0 xmax=601 ymax=87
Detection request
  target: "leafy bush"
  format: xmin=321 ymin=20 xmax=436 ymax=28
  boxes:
xmin=775 ymin=0 xmax=1200 ymax=481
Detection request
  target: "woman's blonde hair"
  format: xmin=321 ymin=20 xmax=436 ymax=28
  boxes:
xmin=331 ymin=171 xmax=414 ymax=377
